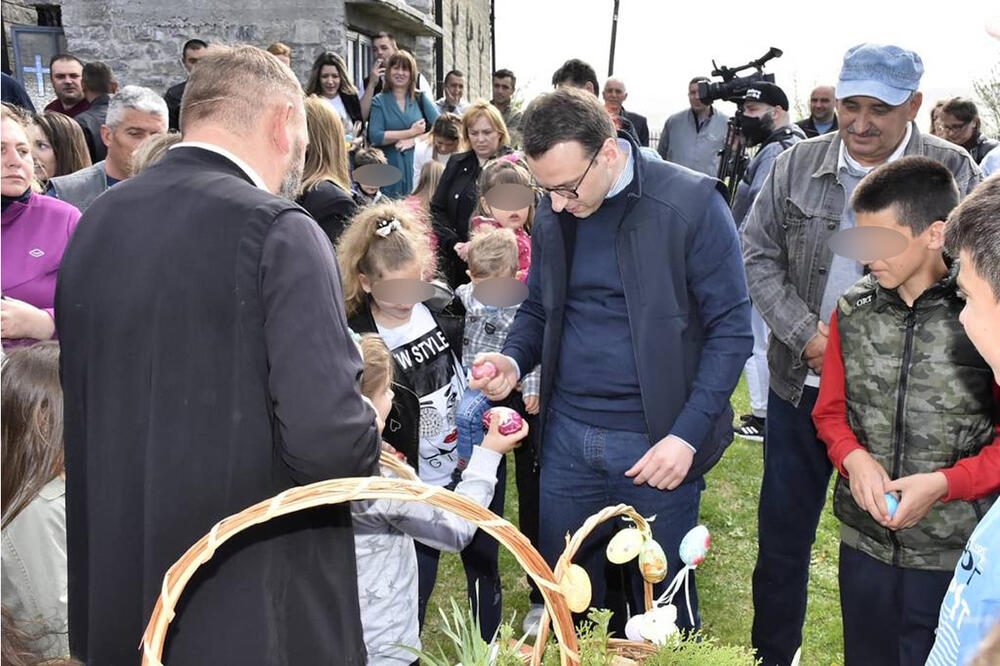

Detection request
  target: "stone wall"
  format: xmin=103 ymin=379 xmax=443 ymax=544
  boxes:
xmin=4 ymin=0 xmax=493 ymax=110
xmin=60 ymin=0 xmax=355 ymax=95
xmin=438 ymin=0 xmax=491 ymax=102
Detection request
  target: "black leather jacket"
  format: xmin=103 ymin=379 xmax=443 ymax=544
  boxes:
xmin=348 ymin=289 xmax=465 ymax=473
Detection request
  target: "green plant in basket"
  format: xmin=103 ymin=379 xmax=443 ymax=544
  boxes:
xmin=641 ymin=632 xmax=760 ymax=666
xmin=402 ymin=596 xmax=528 ymax=666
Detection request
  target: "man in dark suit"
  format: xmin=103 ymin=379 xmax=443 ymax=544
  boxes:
xmin=57 ymin=44 xmax=380 ymax=665
xmin=164 ymin=38 xmax=208 ymax=131
xmin=74 ymin=62 xmax=115 ymax=162
xmin=603 ymin=76 xmax=650 ymax=147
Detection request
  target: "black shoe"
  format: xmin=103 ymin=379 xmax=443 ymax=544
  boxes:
xmin=735 ymin=415 xmax=765 ymax=442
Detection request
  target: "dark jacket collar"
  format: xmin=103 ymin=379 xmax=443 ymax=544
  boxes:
xmin=163 ymin=145 xmax=259 ymax=187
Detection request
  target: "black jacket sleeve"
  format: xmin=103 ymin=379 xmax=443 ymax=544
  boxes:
xmin=298 ymin=181 xmax=358 ymax=247
xmin=260 ymin=210 xmax=380 ymax=484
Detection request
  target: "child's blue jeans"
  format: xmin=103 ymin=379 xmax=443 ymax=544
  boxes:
xmin=455 ymin=388 xmax=491 ymax=474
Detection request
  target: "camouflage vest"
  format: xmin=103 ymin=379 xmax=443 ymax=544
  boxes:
xmin=834 ymin=271 xmax=996 ymax=571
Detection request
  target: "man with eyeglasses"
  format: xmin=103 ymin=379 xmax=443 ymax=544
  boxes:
xmin=741 ymin=43 xmax=982 ymax=666
xmin=471 ymin=87 xmax=752 ymax=633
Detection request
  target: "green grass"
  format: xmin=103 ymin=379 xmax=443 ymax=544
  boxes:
xmin=422 ymin=376 xmax=845 ymax=665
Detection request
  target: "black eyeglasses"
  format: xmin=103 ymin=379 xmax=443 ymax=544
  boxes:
xmin=534 ymin=150 xmax=599 ymax=200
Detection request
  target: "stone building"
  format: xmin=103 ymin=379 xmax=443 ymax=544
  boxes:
xmin=3 ymin=0 xmax=493 ymax=111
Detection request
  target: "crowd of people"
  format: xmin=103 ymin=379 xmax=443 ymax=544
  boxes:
xmin=1 ymin=27 xmax=999 ymax=666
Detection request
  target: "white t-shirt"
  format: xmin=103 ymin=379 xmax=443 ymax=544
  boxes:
xmin=411 ymin=139 xmax=453 ymax=193
xmin=377 ymin=303 xmax=465 ymax=486
xmin=326 ymin=95 xmax=353 ymax=135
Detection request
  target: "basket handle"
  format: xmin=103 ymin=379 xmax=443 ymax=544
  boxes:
xmin=139 ymin=477 xmax=581 ymax=665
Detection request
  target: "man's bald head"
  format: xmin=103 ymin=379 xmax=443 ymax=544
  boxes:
xmin=603 ymin=77 xmax=628 ymax=111
xmin=809 ymin=85 xmax=836 ymax=123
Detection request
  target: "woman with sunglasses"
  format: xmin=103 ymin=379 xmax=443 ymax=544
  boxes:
xmin=430 ymin=101 xmax=513 ymax=286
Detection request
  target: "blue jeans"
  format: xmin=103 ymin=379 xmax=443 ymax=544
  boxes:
xmin=751 ymin=387 xmax=833 ymax=666
xmin=456 ymin=388 xmax=491 ymax=468
xmin=539 ymin=407 xmax=704 ymax=630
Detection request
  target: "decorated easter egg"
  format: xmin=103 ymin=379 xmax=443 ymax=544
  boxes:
xmin=471 ymin=360 xmax=497 ymax=380
xmin=481 ymin=407 xmax=524 ymax=436
xmin=607 ymin=527 xmax=644 ymax=564
xmin=639 ymin=605 xmax=678 ymax=645
xmin=639 ymin=538 xmax=669 ymax=583
xmin=679 ymin=525 xmax=711 ymax=567
xmin=884 ymin=492 xmax=899 ymax=519
xmin=560 ymin=564 xmax=592 ymax=613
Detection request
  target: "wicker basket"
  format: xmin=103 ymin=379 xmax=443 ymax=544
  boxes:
xmin=531 ymin=504 xmax=658 ymax=664
xmin=140 ymin=453 xmax=581 ymax=666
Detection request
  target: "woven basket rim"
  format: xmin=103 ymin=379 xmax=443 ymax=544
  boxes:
xmin=139 ymin=471 xmax=581 ymax=665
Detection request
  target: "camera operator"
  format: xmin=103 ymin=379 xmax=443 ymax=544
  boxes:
xmin=731 ymin=82 xmax=805 ymax=443
xmin=732 ymin=83 xmax=805 ymax=227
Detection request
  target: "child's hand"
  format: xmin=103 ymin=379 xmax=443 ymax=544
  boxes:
xmin=480 ymin=410 xmax=529 ymax=455
xmin=454 ymin=242 xmax=470 ymax=261
xmin=380 ymin=440 xmax=405 ymax=461
xmin=884 ymin=472 xmax=948 ymax=531
xmin=842 ymin=449 xmax=892 ymax=525
xmin=524 ymin=394 xmax=540 ymax=415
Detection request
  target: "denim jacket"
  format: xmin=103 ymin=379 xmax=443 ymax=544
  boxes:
xmin=741 ymin=123 xmax=982 ymax=406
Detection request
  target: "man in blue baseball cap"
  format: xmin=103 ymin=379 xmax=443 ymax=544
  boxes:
xmin=741 ymin=43 xmax=983 ymax=666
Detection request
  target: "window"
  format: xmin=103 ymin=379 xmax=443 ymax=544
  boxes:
xmin=346 ymin=30 xmax=373 ymax=92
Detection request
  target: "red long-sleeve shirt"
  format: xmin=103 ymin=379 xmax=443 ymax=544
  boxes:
xmin=813 ymin=309 xmax=1000 ymax=502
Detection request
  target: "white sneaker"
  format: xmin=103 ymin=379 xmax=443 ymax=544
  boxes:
xmin=522 ymin=604 xmax=545 ymax=636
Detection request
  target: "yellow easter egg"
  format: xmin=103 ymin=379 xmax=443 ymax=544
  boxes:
xmin=607 ymin=527 xmax=645 ymax=564
xmin=560 ymin=564 xmax=592 ymax=613
xmin=639 ymin=539 xmax=669 ymax=583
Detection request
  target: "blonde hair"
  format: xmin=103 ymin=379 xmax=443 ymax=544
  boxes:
xmin=462 ymin=100 xmax=510 ymax=150
xmin=467 ymin=226 xmax=518 ymax=279
xmin=384 ymin=50 xmax=419 ymax=100
xmin=412 ymin=159 xmax=444 ymax=209
xmin=302 ymin=95 xmax=351 ymax=192
xmin=357 ymin=334 xmax=394 ymax=400
xmin=266 ymin=42 xmax=292 ymax=59
xmin=180 ymin=44 xmax=303 ymax=134
xmin=475 ymin=154 xmax=535 ymax=232
xmin=130 ymin=132 xmax=182 ymax=175
xmin=337 ymin=202 xmax=435 ymax=315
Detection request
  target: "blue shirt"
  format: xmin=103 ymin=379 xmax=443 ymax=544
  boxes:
xmin=927 ymin=501 xmax=1000 ymax=666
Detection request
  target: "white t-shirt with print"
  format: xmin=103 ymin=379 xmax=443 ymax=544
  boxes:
xmin=377 ymin=303 xmax=466 ymax=486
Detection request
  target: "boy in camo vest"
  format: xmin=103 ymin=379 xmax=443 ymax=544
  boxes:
xmin=812 ymin=157 xmax=1000 ymax=665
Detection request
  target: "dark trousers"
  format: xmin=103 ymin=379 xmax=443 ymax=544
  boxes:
xmin=514 ymin=411 xmax=543 ymax=605
xmin=839 ymin=544 xmax=952 ymax=666
xmin=752 ymin=387 xmax=833 ymax=666
xmin=416 ymin=455 xmax=507 ymax=640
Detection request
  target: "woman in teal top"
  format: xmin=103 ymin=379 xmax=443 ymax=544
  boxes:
xmin=367 ymin=50 xmax=439 ymax=198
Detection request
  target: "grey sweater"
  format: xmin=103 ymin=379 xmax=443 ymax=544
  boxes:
xmin=656 ymin=107 xmax=729 ymax=177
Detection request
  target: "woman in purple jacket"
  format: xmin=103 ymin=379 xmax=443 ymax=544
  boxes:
xmin=1 ymin=103 xmax=80 ymax=347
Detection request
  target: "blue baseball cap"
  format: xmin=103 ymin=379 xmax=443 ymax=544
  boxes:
xmin=837 ymin=43 xmax=923 ymax=106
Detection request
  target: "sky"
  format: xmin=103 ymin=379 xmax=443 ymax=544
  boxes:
xmin=494 ymin=0 xmax=1000 ymax=134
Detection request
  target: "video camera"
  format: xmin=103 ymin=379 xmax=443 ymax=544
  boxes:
xmin=697 ymin=47 xmax=783 ymax=206
xmin=697 ymin=47 xmax=783 ymax=105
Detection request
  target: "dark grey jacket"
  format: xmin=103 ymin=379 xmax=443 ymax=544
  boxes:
xmin=74 ymin=95 xmax=110 ymax=163
xmin=741 ymin=123 xmax=982 ymax=406
xmin=49 ymin=161 xmax=108 ymax=214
